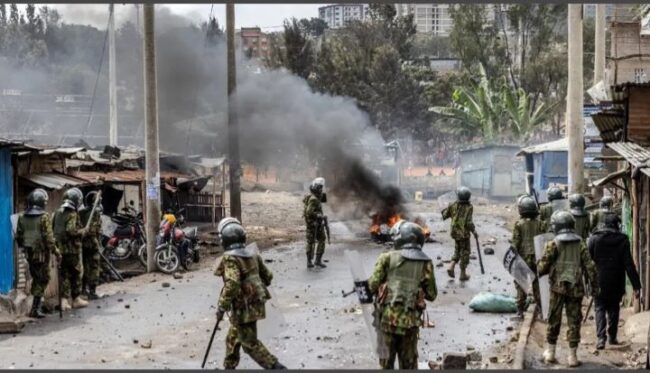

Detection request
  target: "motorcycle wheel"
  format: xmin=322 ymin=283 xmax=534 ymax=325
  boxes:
xmin=155 ymin=246 xmax=179 ymax=274
xmin=137 ymin=242 xmax=147 ymax=268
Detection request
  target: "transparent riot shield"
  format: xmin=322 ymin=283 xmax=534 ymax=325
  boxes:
xmin=534 ymin=233 xmax=555 ymax=320
xmin=11 ymin=214 xmax=18 ymax=236
xmin=259 ymin=288 xmax=288 ymax=339
xmin=344 ymin=250 xmax=389 ymax=359
xmin=437 ymin=191 xmax=456 ymax=210
xmin=502 ymin=247 xmax=536 ymax=293
xmin=551 ymin=199 xmax=570 ymax=213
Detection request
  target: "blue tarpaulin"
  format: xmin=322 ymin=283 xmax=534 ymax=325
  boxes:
xmin=0 ymin=148 xmax=14 ymax=293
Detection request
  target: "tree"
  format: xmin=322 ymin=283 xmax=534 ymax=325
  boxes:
xmin=282 ymin=18 xmax=313 ymax=79
xmin=9 ymin=3 xmax=17 ymax=25
xmin=298 ymin=17 xmax=328 ymax=37
xmin=203 ymin=16 xmax=223 ymax=47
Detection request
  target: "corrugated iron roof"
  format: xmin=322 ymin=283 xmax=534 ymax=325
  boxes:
xmin=516 ymin=138 xmax=568 ymax=156
xmin=591 ymin=112 xmax=625 ymax=143
xmin=20 ymin=173 xmax=89 ymax=190
xmin=459 ymin=143 xmax=521 ymax=153
xmin=190 ymin=157 xmax=226 ymax=169
xmin=75 ymin=170 xmax=191 ymax=184
xmin=607 ymin=142 xmax=650 ymax=177
xmin=591 ymin=167 xmax=629 ymax=187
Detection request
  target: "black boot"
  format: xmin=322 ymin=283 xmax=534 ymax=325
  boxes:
xmin=596 ymin=338 xmax=606 ymax=350
xmin=307 ymin=253 xmax=314 ymax=268
xmin=315 ymin=254 xmax=327 ymax=268
xmin=271 ymin=361 xmax=287 ymax=369
xmin=29 ymin=297 xmax=45 ymax=319
xmin=88 ymin=285 xmax=99 ymax=300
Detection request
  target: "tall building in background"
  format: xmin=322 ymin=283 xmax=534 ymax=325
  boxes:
xmin=318 ymin=4 xmax=369 ymax=29
xmin=236 ymin=27 xmax=271 ymax=60
xmin=396 ymin=4 xmax=453 ymax=35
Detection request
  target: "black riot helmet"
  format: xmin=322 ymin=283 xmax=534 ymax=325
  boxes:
xmin=394 ymin=221 xmax=425 ymax=250
xmin=600 ymin=196 xmax=613 ymax=210
xmin=62 ymin=187 xmax=84 ymax=210
xmin=550 ymin=210 xmax=575 ymax=235
xmin=456 ymin=186 xmax=471 ymax=203
xmin=517 ymin=195 xmax=538 ymax=218
xmin=569 ymin=193 xmax=587 ymax=217
xmin=218 ymin=217 xmax=246 ymax=250
xmin=602 ymin=213 xmax=621 ymax=232
xmin=25 ymin=188 xmax=48 ymax=216
xmin=547 ymin=186 xmax=563 ymax=202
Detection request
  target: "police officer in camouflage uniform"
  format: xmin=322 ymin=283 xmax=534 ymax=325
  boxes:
xmin=303 ymin=177 xmax=327 ymax=269
xmin=79 ymin=191 xmax=102 ymax=300
xmin=53 ymin=187 xmax=88 ymax=310
xmin=15 ymin=189 xmax=61 ymax=318
xmin=442 ymin=186 xmax=477 ymax=281
xmin=512 ymin=195 xmax=543 ymax=319
xmin=540 ymin=186 xmax=565 ymax=231
xmin=215 ymin=217 xmax=286 ymax=370
xmin=368 ymin=222 xmax=437 ymax=369
xmin=590 ymin=196 xmax=615 ymax=233
xmin=569 ymin=193 xmax=590 ymax=240
xmin=537 ymin=211 xmax=598 ymax=367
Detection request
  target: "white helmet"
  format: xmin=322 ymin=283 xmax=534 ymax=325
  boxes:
xmin=310 ymin=177 xmax=325 ymax=194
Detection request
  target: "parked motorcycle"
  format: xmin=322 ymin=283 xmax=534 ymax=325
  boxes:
xmin=102 ymin=209 xmax=147 ymax=268
xmin=154 ymin=208 xmax=200 ymax=274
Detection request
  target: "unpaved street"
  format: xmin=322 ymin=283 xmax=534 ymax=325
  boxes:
xmin=0 ymin=209 xmax=518 ymax=369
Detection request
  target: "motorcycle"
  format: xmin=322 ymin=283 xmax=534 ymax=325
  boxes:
xmin=102 ymin=209 xmax=147 ymax=268
xmin=154 ymin=208 xmax=201 ymax=274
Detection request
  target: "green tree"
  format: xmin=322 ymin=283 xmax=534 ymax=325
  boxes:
xmin=203 ymin=16 xmax=223 ymax=47
xmin=298 ymin=17 xmax=328 ymax=37
xmin=283 ymin=18 xmax=313 ymax=79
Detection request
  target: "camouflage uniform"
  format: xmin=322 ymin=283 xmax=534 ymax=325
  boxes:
xmin=53 ymin=208 xmax=85 ymax=299
xmin=537 ymin=239 xmax=597 ymax=348
xmin=303 ymin=194 xmax=325 ymax=258
xmin=573 ymin=215 xmax=590 ymax=240
xmin=590 ymin=209 xmax=616 ymax=233
xmin=539 ymin=204 xmax=554 ymax=232
xmin=441 ymin=201 xmax=475 ymax=270
xmin=215 ymin=253 xmax=278 ymax=369
xmin=368 ymin=251 xmax=437 ymax=369
xmin=79 ymin=206 xmax=102 ymax=290
xmin=512 ymin=217 xmax=543 ymax=313
xmin=16 ymin=213 xmax=59 ymax=297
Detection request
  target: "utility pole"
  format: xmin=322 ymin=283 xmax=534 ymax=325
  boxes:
xmin=143 ymin=4 xmax=161 ymax=272
xmin=594 ymin=4 xmax=606 ymax=86
xmin=567 ymin=4 xmax=584 ymax=193
xmin=108 ymin=4 xmax=118 ymax=146
xmin=226 ymin=4 xmax=242 ymax=221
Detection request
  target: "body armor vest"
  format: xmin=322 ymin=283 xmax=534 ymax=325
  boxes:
xmin=53 ymin=208 xmax=71 ymax=242
xmin=234 ymin=256 xmax=270 ymax=307
xmin=519 ymin=219 xmax=541 ymax=257
xmin=553 ymin=239 xmax=582 ymax=287
xmin=20 ymin=215 xmax=42 ymax=250
xmin=385 ymin=251 xmax=425 ymax=310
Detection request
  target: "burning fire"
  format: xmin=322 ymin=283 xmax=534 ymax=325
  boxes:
xmin=370 ymin=214 xmax=431 ymax=241
xmin=370 ymin=213 xmax=402 ymax=236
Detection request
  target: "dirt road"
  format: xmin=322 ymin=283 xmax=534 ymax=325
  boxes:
xmin=0 ymin=206 xmax=519 ymax=369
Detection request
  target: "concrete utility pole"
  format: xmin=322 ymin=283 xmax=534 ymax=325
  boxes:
xmin=143 ymin=4 xmax=161 ymax=272
xmin=108 ymin=4 xmax=118 ymax=146
xmin=594 ymin=4 xmax=606 ymax=86
xmin=226 ymin=4 xmax=242 ymax=221
xmin=567 ymin=4 xmax=584 ymax=193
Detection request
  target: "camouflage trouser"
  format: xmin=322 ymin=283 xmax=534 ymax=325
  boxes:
xmin=305 ymin=223 xmax=326 ymax=258
xmin=224 ymin=321 xmax=278 ymax=369
xmin=82 ymin=245 xmax=101 ymax=288
xmin=451 ymin=238 xmax=471 ymax=270
xmin=27 ymin=259 xmax=50 ymax=298
xmin=546 ymin=293 xmax=583 ymax=348
xmin=61 ymin=252 xmax=83 ymax=299
xmin=379 ymin=328 xmax=419 ymax=369
xmin=515 ymin=255 xmax=541 ymax=313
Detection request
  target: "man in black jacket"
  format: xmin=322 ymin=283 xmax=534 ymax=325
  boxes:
xmin=588 ymin=214 xmax=642 ymax=349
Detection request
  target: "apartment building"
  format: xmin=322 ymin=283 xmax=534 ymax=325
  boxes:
xmin=236 ymin=27 xmax=271 ymax=60
xmin=396 ymin=4 xmax=453 ymax=36
xmin=318 ymin=4 xmax=369 ymax=29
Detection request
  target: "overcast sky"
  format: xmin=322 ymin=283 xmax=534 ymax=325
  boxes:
xmin=51 ymin=4 xmax=327 ymax=31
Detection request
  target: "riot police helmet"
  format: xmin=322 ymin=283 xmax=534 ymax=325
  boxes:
xmin=456 ymin=186 xmax=471 ymax=203
xmin=550 ymin=210 xmax=576 ymax=235
xmin=517 ymin=195 xmax=538 ymax=218
xmin=25 ymin=188 xmax=48 ymax=216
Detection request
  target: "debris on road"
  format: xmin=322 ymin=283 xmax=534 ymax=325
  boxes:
xmin=161 ymin=282 xmax=171 ymax=288
xmin=483 ymin=248 xmax=495 ymax=255
xmin=140 ymin=340 xmax=152 ymax=349
xmin=468 ymin=292 xmax=517 ymax=313
xmin=442 ymin=352 xmax=467 ymax=369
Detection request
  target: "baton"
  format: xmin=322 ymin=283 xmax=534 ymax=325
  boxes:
xmin=474 ymin=233 xmax=485 ymax=274
xmin=583 ymin=297 xmax=594 ymax=324
xmin=58 ymin=263 xmax=63 ymax=318
xmin=201 ymin=317 xmax=222 ymax=369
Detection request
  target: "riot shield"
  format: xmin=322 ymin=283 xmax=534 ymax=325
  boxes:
xmin=344 ymin=250 xmax=389 ymax=359
xmin=437 ymin=191 xmax=456 ymax=210
xmin=10 ymin=214 xmax=18 ymax=236
xmin=551 ymin=199 xmax=570 ymax=213
xmin=534 ymin=233 xmax=555 ymax=320
xmin=502 ymin=247 xmax=536 ymax=293
xmin=258 ymin=288 xmax=288 ymax=339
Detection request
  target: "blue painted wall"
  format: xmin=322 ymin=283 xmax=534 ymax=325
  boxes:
xmin=531 ymin=151 xmax=568 ymax=202
xmin=0 ymin=149 xmax=14 ymax=293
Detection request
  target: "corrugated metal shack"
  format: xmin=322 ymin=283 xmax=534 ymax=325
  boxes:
xmin=458 ymin=144 xmax=526 ymax=199
xmin=517 ymin=138 xmax=568 ymax=203
xmin=592 ymin=83 xmax=650 ymax=313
